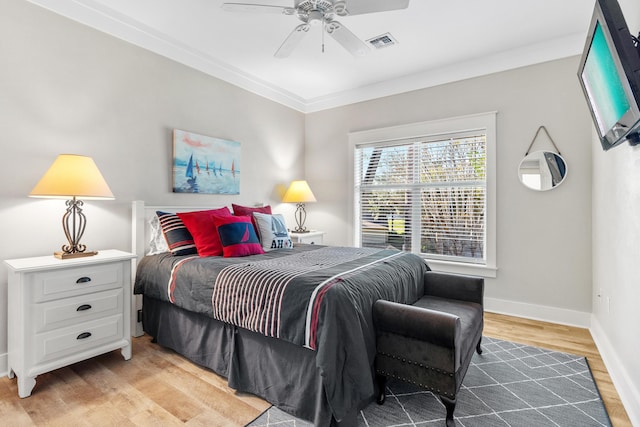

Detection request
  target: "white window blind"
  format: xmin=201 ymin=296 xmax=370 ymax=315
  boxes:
xmin=355 ymin=133 xmax=487 ymax=264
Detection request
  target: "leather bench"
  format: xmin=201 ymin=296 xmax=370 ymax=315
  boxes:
xmin=373 ymin=271 xmax=484 ymax=427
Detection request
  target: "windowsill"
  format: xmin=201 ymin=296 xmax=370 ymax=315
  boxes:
xmin=422 ymin=258 xmax=497 ymax=278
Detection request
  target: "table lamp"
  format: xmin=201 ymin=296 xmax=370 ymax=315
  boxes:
xmin=29 ymin=154 xmax=114 ymax=259
xmin=282 ymin=180 xmax=316 ymax=233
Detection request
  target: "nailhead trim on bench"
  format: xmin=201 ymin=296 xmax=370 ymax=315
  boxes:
xmin=376 ymin=352 xmax=454 ymax=397
xmin=376 ymin=368 xmax=452 ymax=397
xmin=377 ymin=351 xmax=454 ymax=377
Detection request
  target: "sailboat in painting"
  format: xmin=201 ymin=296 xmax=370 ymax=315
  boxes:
xmin=186 ymin=154 xmax=196 ymax=184
xmin=184 ymin=153 xmax=199 ymax=192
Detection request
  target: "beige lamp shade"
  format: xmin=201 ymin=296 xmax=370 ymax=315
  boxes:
xmin=282 ymin=180 xmax=316 ymax=203
xmin=29 ymin=154 xmax=114 ymax=200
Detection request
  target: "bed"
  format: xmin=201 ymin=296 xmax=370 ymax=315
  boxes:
xmin=130 ymin=201 xmax=430 ymax=426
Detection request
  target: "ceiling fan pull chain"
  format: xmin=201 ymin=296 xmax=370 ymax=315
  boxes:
xmin=322 ymin=16 xmax=325 ymax=53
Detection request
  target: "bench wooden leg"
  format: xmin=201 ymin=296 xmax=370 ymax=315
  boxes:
xmin=440 ymin=395 xmax=457 ymax=427
xmin=375 ymin=374 xmax=387 ymax=405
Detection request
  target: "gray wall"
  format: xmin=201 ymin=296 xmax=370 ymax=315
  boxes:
xmin=590 ymin=1 xmax=640 ymax=423
xmin=305 ymin=57 xmax=594 ymax=324
xmin=0 ymin=0 xmax=305 ymax=366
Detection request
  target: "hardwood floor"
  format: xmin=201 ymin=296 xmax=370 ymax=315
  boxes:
xmin=0 ymin=313 xmax=632 ymax=426
xmin=0 ymin=337 xmax=270 ymax=427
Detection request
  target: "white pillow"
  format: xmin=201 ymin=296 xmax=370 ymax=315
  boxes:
xmin=252 ymin=212 xmax=293 ymax=252
xmin=147 ymin=214 xmax=170 ymax=255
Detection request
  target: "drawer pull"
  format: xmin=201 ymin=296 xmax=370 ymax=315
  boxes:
xmin=76 ymin=277 xmax=92 ymax=284
xmin=76 ymin=332 xmax=92 ymax=340
xmin=76 ymin=304 xmax=92 ymax=312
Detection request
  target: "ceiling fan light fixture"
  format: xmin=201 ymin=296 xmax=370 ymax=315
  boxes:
xmin=308 ymin=10 xmax=325 ymax=26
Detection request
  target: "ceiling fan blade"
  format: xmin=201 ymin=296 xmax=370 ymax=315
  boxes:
xmin=221 ymin=3 xmax=295 ymax=14
xmin=340 ymin=0 xmax=410 ymax=16
xmin=274 ymin=24 xmax=310 ymax=58
xmin=325 ymin=21 xmax=369 ymax=57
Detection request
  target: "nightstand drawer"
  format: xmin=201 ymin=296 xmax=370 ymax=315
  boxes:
xmin=33 ymin=262 xmax=123 ymax=302
xmin=34 ymin=288 xmax=123 ymax=333
xmin=34 ymin=314 xmax=124 ymax=366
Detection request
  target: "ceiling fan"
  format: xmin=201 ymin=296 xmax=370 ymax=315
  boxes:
xmin=221 ymin=0 xmax=410 ymax=58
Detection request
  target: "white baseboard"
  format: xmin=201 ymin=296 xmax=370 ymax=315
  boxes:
xmin=484 ymin=296 xmax=592 ymax=328
xmin=590 ymin=315 xmax=640 ymax=427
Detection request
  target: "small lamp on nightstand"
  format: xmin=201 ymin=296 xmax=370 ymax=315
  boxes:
xmin=282 ymin=180 xmax=316 ymax=233
xmin=29 ymin=154 xmax=114 ymax=259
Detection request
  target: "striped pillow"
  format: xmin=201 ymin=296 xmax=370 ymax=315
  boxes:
xmin=156 ymin=211 xmax=197 ymax=256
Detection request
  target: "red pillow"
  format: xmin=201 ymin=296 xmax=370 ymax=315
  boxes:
xmin=232 ymin=204 xmax=272 ymax=229
xmin=232 ymin=204 xmax=272 ymax=217
xmin=211 ymin=214 xmax=264 ymax=257
xmin=176 ymin=207 xmax=231 ymax=257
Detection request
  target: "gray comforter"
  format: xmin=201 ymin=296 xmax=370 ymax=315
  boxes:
xmin=134 ymin=245 xmax=429 ymax=423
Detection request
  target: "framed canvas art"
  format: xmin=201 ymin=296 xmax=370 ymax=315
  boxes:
xmin=172 ymin=129 xmax=240 ymax=194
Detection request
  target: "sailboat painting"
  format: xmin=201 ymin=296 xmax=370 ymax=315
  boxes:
xmin=172 ymin=129 xmax=240 ymax=194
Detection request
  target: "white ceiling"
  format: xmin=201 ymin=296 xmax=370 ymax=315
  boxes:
xmin=28 ymin=0 xmax=595 ymax=112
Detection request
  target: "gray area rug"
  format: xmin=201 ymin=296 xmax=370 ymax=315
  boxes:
xmin=246 ymin=337 xmax=611 ymax=427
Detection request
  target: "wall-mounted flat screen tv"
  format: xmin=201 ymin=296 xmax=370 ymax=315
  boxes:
xmin=578 ymin=0 xmax=640 ymax=150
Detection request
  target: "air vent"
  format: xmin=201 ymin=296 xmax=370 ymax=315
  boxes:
xmin=367 ymin=33 xmax=398 ymax=49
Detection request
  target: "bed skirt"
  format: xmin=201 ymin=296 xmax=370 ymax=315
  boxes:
xmin=141 ymin=296 xmax=367 ymax=426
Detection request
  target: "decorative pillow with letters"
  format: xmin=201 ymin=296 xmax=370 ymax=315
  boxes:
xmin=253 ymin=212 xmax=293 ymax=252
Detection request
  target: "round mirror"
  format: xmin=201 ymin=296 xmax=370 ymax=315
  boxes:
xmin=518 ymin=150 xmax=567 ymax=191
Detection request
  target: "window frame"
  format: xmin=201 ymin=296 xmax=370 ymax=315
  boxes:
xmin=348 ymin=112 xmax=497 ymax=278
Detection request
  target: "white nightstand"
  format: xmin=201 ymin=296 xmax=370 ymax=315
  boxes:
xmin=4 ymin=249 xmax=136 ymax=398
xmin=290 ymin=230 xmax=325 ymax=245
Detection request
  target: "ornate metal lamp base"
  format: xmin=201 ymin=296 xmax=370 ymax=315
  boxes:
xmin=292 ymin=202 xmax=310 ymax=233
xmin=54 ymin=197 xmax=98 ymax=259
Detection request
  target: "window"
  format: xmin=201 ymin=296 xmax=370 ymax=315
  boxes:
xmin=349 ymin=113 xmax=496 ymax=277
